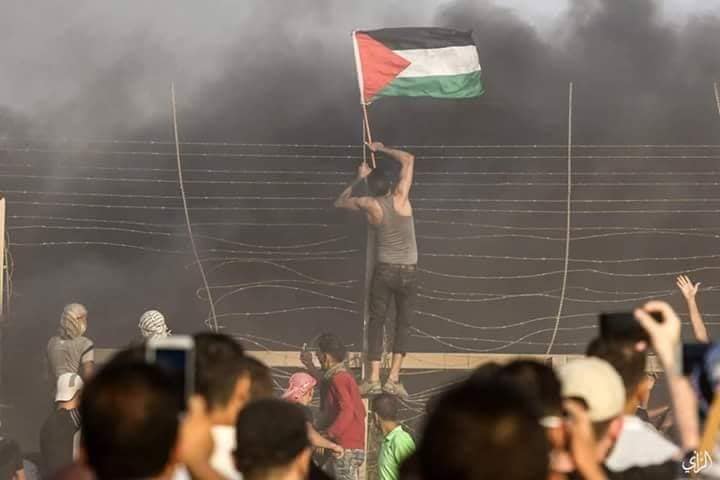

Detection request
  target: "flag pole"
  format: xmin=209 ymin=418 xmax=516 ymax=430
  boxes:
xmin=361 ymin=103 xmax=376 ymax=168
xmin=352 ymin=31 xmax=376 ymax=168
xmin=353 ymin=32 xmax=376 ymax=480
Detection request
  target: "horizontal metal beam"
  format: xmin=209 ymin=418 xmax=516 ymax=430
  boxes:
xmin=96 ymin=348 xmax=661 ymax=372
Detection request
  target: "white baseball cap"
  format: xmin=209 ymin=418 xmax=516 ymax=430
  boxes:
xmin=56 ymin=373 xmax=83 ymax=402
xmin=558 ymin=357 xmax=626 ymax=422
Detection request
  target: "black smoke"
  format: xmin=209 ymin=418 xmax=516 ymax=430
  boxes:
xmin=3 ymin=1 xmax=720 ymax=143
xmin=3 ymin=0 xmax=720 ymax=450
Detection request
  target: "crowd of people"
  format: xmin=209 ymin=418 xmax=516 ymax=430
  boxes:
xmin=0 ymin=272 xmax=713 ymax=480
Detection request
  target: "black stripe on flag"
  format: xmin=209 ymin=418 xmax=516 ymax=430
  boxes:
xmin=360 ymin=27 xmax=474 ymax=51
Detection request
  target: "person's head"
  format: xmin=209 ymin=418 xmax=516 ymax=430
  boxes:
xmin=139 ymin=310 xmax=170 ymax=339
xmin=367 ymin=168 xmax=392 ymax=197
xmin=315 ymin=333 xmax=347 ymax=370
xmin=558 ymin=357 xmax=626 ymax=460
xmin=239 ymin=355 xmax=274 ymax=401
xmin=417 ymin=377 xmax=549 ymax=480
xmin=80 ymin=361 xmax=180 ymax=480
xmin=194 ymin=333 xmax=251 ymax=425
xmin=371 ymin=393 xmax=401 ymax=434
xmin=586 ymin=336 xmax=650 ymax=412
xmin=234 ymin=399 xmax=311 ymax=480
xmin=55 ymin=373 xmax=83 ymax=408
xmin=282 ymin=372 xmax=317 ymax=406
xmin=498 ymin=360 xmax=565 ymax=453
xmin=499 ymin=360 xmax=563 ymax=418
xmin=60 ymin=303 xmax=87 ymax=339
xmin=468 ymin=362 xmax=502 ymax=382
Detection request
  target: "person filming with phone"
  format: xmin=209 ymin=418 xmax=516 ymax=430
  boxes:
xmin=559 ymin=302 xmax=700 ymax=480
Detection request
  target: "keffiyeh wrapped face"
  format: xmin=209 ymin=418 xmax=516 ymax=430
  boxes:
xmin=139 ymin=310 xmax=170 ymax=339
xmin=282 ymin=372 xmax=317 ymax=403
xmin=60 ymin=303 xmax=88 ymax=339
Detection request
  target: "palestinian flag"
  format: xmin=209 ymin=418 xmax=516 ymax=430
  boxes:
xmin=352 ymin=27 xmax=484 ymax=104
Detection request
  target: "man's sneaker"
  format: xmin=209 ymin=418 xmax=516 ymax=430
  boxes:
xmin=383 ymin=379 xmax=409 ymax=399
xmin=358 ymin=380 xmax=382 ymax=396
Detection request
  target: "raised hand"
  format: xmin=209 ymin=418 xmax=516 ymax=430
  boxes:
xmin=366 ymin=142 xmax=385 ymax=152
xmin=177 ymin=396 xmax=214 ymax=470
xmin=676 ymin=275 xmax=700 ymax=301
xmin=300 ymin=350 xmax=314 ymax=368
xmin=357 ymin=162 xmax=372 ymax=179
xmin=676 ymin=275 xmax=709 ymax=342
xmin=635 ymin=301 xmax=682 ymax=371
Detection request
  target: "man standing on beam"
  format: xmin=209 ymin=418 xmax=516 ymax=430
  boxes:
xmin=334 ymin=141 xmax=417 ymax=399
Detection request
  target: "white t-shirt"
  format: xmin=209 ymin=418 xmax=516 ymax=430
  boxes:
xmin=173 ymin=425 xmax=242 ymax=480
xmin=605 ymin=414 xmax=679 ymax=471
xmin=209 ymin=425 xmax=241 ymax=480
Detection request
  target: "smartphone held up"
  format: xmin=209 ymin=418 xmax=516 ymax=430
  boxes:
xmin=146 ymin=335 xmax=195 ymax=412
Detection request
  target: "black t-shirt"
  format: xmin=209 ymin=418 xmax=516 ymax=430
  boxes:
xmin=40 ymin=409 xmax=80 ymax=476
xmin=0 ymin=438 xmax=23 ymax=480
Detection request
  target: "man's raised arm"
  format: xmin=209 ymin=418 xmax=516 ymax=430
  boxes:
xmin=636 ymin=301 xmax=700 ymax=453
xmin=676 ymin=275 xmax=709 ymax=342
xmin=334 ymin=162 xmax=372 ymax=211
xmin=368 ymin=142 xmax=415 ymax=202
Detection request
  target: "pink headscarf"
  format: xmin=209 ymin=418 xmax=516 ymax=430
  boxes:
xmin=282 ymin=372 xmax=317 ymax=403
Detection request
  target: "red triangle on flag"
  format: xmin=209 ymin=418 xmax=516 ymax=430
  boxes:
xmin=355 ymin=33 xmax=411 ymax=103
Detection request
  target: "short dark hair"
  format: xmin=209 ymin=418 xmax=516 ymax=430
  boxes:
xmin=239 ymin=355 xmax=274 ymax=400
xmin=417 ymin=377 xmax=548 ymax=480
xmin=367 ymin=168 xmax=391 ymax=197
xmin=498 ymin=360 xmax=563 ymax=417
xmin=586 ymin=336 xmax=646 ymax=397
xmin=372 ymin=393 xmax=400 ymax=421
xmin=106 ymin=343 xmax=146 ymax=365
xmin=468 ymin=362 xmax=502 ymax=382
xmin=234 ymin=399 xmax=310 ymax=477
xmin=194 ymin=333 xmax=247 ymax=410
xmin=425 ymin=364 xmax=502 ymax=416
xmin=80 ymin=362 xmax=180 ymax=480
xmin=316 ymin=333 xmax=347 ymax=362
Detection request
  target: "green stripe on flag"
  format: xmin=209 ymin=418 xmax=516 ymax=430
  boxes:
xmin=377 ymin=71 xmax=484 ymax=99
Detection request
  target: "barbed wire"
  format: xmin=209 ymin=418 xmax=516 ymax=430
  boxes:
xmin=14 ymin=189 xmax=720 ymax=205
xmin=6 ymin=141 xmax=720 ymax=371
xmin=9 ymin=139 xmax=720 ymax=148
xmin=7 ymin=145 xmax=720 ymax=161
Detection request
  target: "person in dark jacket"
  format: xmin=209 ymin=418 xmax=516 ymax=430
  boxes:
xmin=40 ymin=373 xmax=82 ymax=476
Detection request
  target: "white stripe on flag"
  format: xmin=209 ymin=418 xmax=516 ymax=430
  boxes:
xmin=394 ymin=45 xmax=481 ymax=78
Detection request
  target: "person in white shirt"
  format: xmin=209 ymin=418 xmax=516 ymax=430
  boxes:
xmin=586 ymin=335 xmax=679 ymax=470
xmin=197 ymin=334 xmax=254 ymax=480
xmin=174 ymin=333 xmax=252 ymax=480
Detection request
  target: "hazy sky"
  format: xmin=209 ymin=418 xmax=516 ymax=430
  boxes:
xmin=1 ymin=0 xmax=719 ymax=136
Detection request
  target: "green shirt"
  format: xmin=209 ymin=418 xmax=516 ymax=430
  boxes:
xmin=378 ymin=426 xmax=416 ymax=480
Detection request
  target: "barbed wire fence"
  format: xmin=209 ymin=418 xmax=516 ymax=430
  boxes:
xmin=4 ymin=139 xmax=720 ymax=425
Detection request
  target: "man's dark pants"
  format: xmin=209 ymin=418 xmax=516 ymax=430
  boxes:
xmin=367 ymin=263 xmax=418 ymax=361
